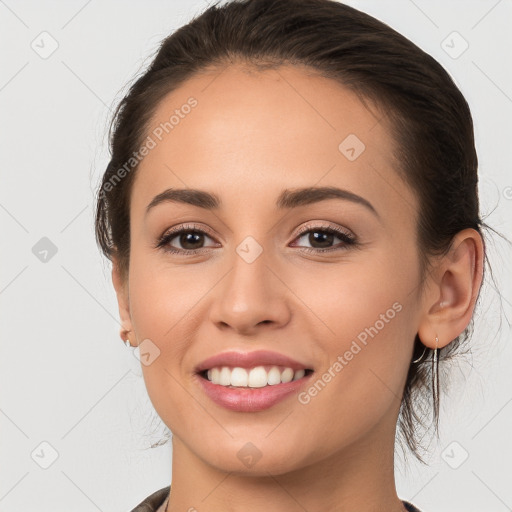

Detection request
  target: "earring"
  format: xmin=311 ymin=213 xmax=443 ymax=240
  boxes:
xmin=412 ymin=344 xmax=427 ymax=363
xmin=432 ymin=334 xmax=439 ymax=392
xmin=412 ymin=334 xmax=439 ymax=364
xmin=121 ymin=330 xmax=132 ymax=348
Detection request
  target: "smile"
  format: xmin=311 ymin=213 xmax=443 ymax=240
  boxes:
xmin=196 ymin=367 xmax=314 ymax=412
xmin=200 ymin=365 xmax=313 ymax=388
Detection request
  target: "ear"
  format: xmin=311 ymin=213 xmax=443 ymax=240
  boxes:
xmin=417 ymin=228 xmax=484 ymax=349
xmin=112 ymin=256 xmax=135 ymax=346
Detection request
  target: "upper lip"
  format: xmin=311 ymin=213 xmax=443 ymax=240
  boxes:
xmin=194 ymin=350 xmax=313 ymax=373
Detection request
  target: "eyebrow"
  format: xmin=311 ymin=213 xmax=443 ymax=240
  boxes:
xmin=145 ymin=186 xmax=379 ymax=218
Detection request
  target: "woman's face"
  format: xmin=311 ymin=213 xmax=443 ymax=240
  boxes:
xmin=119 ymin=64 xmax=426 ymax=474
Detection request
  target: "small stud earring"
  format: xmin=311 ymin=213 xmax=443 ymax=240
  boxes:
xmin=121 ymin=330 xmax=132 ymax=348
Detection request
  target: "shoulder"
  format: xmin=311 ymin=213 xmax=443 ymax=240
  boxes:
xmin=129 ymin=486 xmax=170 ymax=512
xmin=402 ymin=501 xmax=423 ymax=512
xmin=128 ymin=489 xmax=419 ymax=512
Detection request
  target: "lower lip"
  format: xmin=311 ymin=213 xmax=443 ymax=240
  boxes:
xmin=195 ymin=372 xmax=314 ymax=412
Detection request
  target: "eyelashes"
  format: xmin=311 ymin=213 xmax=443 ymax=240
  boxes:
xmin=291 ymin=224 xmax=357 ymax=253
xmin=154 ymin=222 xmax=358 ymax=256
xmin=155 ymin=223 xmax=220 ymax=255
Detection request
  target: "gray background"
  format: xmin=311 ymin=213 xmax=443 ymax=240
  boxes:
xmin=0 ymin=0 xmax=511 ymax=511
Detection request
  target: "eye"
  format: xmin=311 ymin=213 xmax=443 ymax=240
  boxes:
xmin=290 ymin=223 xmax=357 ymax=253
xmin=155 ymin=222 xmax=357 ymax=256
xmin=155 ymin=223 xmax=219 ymax=255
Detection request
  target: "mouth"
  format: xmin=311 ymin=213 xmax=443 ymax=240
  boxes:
xmin=195 ymin=366 xmax=315 ymax=412
xmin=197 ymin=366 xmax=315 ymax=388
xmin=193 ymin=350 xmax=315 ymax=411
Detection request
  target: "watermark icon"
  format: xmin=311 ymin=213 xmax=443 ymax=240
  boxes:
xmin=237 ymin=441 xmax=263 ymax=468
xmin=236 ymin=236 xmax=264 ymax=264
xmin=31 ymin=441 xmax=59 ymax=469
xmin=298 ymin=301 xmax=403 ymax=405
xmin=338 ymin=133 xmax=365 ymax=161
xmin=503 ymin=186 xmax=512 ymax=200
xmin=31 ymin=31 xmax=59 ymax=59
xmin=98 ymin=97 xmax=198 ymax=200
xmin=133 ymin=338 xmax=161 ymax=366
xmin=441 ymin=441 xmax=469 ymax=469
xmin=441 ymin=31 xmax=469 ymax=59
xmin=32 ymin=237 xmax=58 ymax=263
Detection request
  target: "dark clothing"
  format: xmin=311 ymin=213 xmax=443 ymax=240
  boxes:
xmin=129 ymin=485 xmax=423 ymax=512
xmin=129 ymin=486 xmax=169 ymax=512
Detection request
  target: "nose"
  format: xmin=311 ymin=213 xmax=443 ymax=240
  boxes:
xmin=208 ymin=249 xmax=292 ymax=336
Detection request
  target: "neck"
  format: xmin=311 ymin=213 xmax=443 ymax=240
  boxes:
xmin=165 ymin=414 xmax=406 ymax=512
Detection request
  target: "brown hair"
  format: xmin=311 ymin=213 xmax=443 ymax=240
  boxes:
xmin=95 ymin=0 xmax=489 ymax=463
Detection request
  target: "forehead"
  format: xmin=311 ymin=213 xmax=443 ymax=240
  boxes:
xmin=131 ymin=63 xmax=416 ymax=223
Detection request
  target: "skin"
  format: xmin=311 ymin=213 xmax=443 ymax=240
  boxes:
xmin=112 ymin=63 xmax=484 ymax=512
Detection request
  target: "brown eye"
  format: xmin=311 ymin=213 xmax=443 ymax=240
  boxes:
xmin=156 ymin=224 xmax=219 ymax=255
xmin=291 ymin=225 xmax=356 ymax=253
xmin=304 ymin=230 xmax=335 ymax=249
xmin=176 ymin=231 xmax=206 ymax=250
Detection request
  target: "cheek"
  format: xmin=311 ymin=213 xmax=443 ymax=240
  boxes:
xmin=126 ymin=255 xmax=179 ymax=354
xmin=126 ymin=251 xmax=222 ymax=416
xmin=295 ymin=242 xmax=417 ymax=345
xmin=128 ymin=274 xmax=198 ymax=435
xmin=128 ymin=245 xmax=209 ymax=339
xmin=293 ymin=249 xmax=418 ymax=419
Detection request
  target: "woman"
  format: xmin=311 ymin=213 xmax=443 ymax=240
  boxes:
xmin=95 ymin=0 xmax=487 ymax=510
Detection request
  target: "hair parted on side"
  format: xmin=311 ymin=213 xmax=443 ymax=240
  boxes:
xmin=95 ymin=0 xmax=489 ymax=463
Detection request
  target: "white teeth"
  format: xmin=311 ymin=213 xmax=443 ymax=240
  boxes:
xmin=231 ymin=367 xmax=248 ymax=387
xmin=281 ymin=367 xmax=294 ymax=383
xmin=292 ymin=369 xmax=305 ymax=381
xmin=219 ymin=367 xmax=231 ymax=386
xmin=267 ymin=366 xmax=281 ymax=385
xmin=248 ymin=366 xmax=268 ymax=388
xmin=205 ymin=366 xmax=308 ymax=387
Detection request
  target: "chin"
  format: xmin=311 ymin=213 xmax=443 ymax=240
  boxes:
xmin=195 ymin=435 xmax=313 ymax=477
